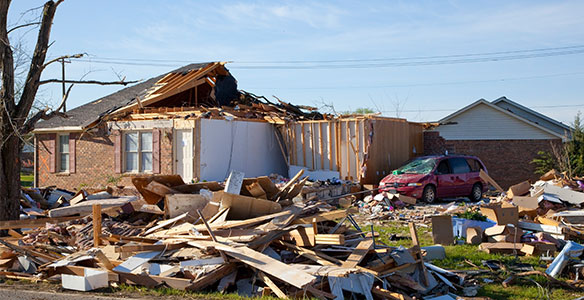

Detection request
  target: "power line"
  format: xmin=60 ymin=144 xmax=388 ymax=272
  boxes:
xmin=382 ymin=104 xmax=584 ymax=113
xmin=62 ymin=44 xmax=584 ymax=69
xmin=246 ymin=71 xmax=584 ymax=90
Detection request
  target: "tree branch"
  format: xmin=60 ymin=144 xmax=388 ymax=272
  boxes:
xmin=15 ymin=0 xmax=63 ymax=126
xmin=39 ymin=78 xmax=139 ymax=86
xmin=42 ymin=53 xmax=84 ymax=69
xmin=0 ymin=0 xmax=16 ymax=113
xmin=7 ymin=22 xmax=41 ymax=35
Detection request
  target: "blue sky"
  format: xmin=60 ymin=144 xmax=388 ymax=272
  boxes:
xmin=7 ymin=0 xmax=584 ymax=124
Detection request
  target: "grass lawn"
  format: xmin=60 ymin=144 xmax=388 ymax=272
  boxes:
xmin=21 ymin=173 xmax=33 ymax=187
xmin=374 ymin=222 xmax=584 ymax=300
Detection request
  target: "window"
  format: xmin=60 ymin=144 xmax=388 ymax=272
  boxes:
xmin=58 ymin=134 xmax=69 ymax=172
xmin=449 ymin=157 xmax=471 ymax=174
xmin=124 ymin=132 xmax=152 ymax=172
xmin=466 ymin=158 xmax=482 ymax=172
xmin=436 ymin=160 xmax=451 ymax=174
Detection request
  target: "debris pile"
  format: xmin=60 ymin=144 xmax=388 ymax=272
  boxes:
xmin=0 ymin=170 xmax=476 ymax=299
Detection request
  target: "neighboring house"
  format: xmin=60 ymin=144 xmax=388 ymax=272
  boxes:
xmin=33 ymin=62 xmax=288 ymax=189
xmin=425 ymin=97 xmax=569 ymax=189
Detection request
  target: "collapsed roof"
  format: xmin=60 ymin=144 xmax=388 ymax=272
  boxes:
xmin=35 ymin=62 xmax=325 ymax=131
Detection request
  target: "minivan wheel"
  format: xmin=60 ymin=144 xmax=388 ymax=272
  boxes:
xmin=470 ymin=183 xmax=483 ymax=202
xmin=422 ymin=185 xmax=436 ymax=203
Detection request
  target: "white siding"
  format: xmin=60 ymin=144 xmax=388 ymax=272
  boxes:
xmin=199 ymin=119 xmax=287 ymax=181
xmin=435 ymin=103 xmax=558 ymax=140
xmin=494 ymin=102 xmax=571 ymax=137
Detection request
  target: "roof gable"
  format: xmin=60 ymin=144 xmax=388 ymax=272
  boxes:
xmin=437 ymin=99 xmax=565 ymax=140
xmin=492 ymin=96 xmax=572 ymax=136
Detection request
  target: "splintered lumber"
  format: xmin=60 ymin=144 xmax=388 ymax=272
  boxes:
xmin=408 ymin=222 xmax=429 ymax=286
xmin=314 ymin=234 xmax=345 ymax=245
xmin=206 ymin=210 xmax=292 ymax=230
xmin=48 ymin=197 xmax=135 ymax=218
xmin=292 ymin=208 xmax=356 ymax=224
xmin=273 ymin=169 xmax=304 ymax=200
xmin=143 ymin=212 xmax=189 ymax=236
xmin=189 ymin=241 xmax=315 ymax=289
xmin=115 ymin=243 xmax=187 ymax=253
xmin=93 ymin=204 xmax=101 ymax=247
xmin=480 ymin=169 xmax=503 ymax=192
xmin=371 ymin=287 xmax=413 ymax=300
xmin=258 ymin=271 xmax=289 ymax=299
xmin=0 ymin=216 xmax=82 ymax=230
xmin=342 ymin=239 xmax=374 ymax=268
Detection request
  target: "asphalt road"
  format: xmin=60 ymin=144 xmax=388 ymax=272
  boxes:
xmin=0 ymin=288 xmax=150 ymax=300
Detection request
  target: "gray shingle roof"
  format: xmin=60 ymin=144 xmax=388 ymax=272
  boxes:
xmin=35 ymin=63 xmax=211 ymax=129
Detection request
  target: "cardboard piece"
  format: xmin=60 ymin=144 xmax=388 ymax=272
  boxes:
xmin=512 ymin=196 xmax=539 ymax=218
xmin=217 ymin=192 xmax=282 ymax=220
xmin=132 ymin=175 xmax=185 ymax=205
xmin=61 ymin=268 xmax=109 ymax=291
xmin=507 ymin=181 xmax=531 ymax=199
xmin=480 ymin=204 xmax=518 ymax=225
xmin=484 ymin=225 xmax=523 ymax=243
xmin=521 ymin=242 xmax=557 ymax=256
xmin=466 ymin=227 xmax=483 ymax=245
xmin=431 ymin=215 xmax=454 ymax=245
xmin=479 ymin=242 xmax=524 ymax=254
xmin=164 ymin=194 xmax=210 ymax=218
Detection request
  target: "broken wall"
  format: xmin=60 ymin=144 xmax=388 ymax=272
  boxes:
xmin=284 ymin=117 xmax=423 ymax=184
xmin=199 ymin=119 xmax=287 ymax=181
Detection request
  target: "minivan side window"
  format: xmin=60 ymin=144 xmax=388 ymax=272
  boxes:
xmin=436 ymin=160 xmax=451 ymax=174
xmin=449 ymin=158 xmax=471 ymax=174
xmin=466 ymin=158 xmax=482 ymax=172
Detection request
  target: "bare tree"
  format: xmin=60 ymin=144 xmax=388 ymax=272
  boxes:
xmin=0 ymin=1 xmax=135 ymax=222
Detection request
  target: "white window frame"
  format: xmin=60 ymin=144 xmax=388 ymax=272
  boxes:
xmin=57 ymin=133 xmax=70 ymax=173
xmin=123 ymin=131 xmax=153 ymax=173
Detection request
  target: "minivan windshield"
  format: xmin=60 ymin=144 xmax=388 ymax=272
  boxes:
xmin=393 ymin=158 xmax=437 ymax=175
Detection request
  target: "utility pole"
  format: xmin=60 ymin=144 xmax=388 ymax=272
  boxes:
xmin=60 ymin=58 xmax=70 ymax=112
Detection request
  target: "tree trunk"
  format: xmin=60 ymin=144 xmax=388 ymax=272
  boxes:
xmin=0 ymin=134 xmax=21 ymax=221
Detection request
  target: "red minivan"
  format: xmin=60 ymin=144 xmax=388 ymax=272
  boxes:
xmin=379 ymin=155 xmax=488 ymax=203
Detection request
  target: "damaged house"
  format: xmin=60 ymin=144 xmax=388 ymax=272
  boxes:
xmin=33 ymin=62 xmax=423 ymax=190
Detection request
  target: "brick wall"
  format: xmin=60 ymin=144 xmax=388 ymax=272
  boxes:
xmin=423 ymin=131 xmax=561 ymax=189
xmin=36 ymin=127 xmax=174 ymax=190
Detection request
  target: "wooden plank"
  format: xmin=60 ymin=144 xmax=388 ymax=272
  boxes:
xmin=93 ymin=204 xmax=101 ymax=247
xmin=0 ymin=216 xmax=82 ymax=230
xmin=207 ymin=210 xmax=292 ymax=230
xmin=143 ymin=212 xmax=189 ymax=235
xmin=319 ymin=123 xmax=324 ymax=170
xmin=292 ymin=208 xmax=355 ymax=224
xmin=116 ymin=243 xmax=187 ymax=253
xmin=341 ymin=239 xmax=373 ymax=268
xmin=372 ymin=287 xmax=413 ymax=300
xmin=355 ymin=120 xmax=360 ymax=180
xmin=301 ymin=123 xmax=306 ymax=167
xmin=335 ymin=121 xmax=341 ymax=172
xmin=346 ymin=121 xmax=351 ymax=180
xmin=48 ymin=197 xmax=135 ymax=218
xmin=311 ymin=123 xmax=316 ymax=170
xmin=480 ymin=169 xmax=504 ymax=192
xmin=408 ymin=223 xmax=429 ymax=286
xmin=190 ymin=241 xmax=316 ymax=289
xmin=327 ymin=122 xmax=333 ymax=170
xmin=314 ymin=234 xmax=345 ymax=245
xmin=258 ymin=271 xmax=289 ymax=299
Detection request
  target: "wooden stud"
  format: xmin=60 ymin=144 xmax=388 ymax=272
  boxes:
xmin=327 ymin=122 xmax=333 ymax=170
xmin=92 ymin=204 xmax=101 ymax=247
xmin=354 ymin=121 xmax=360 ymax=180
xmin=258 ymin=271 xmax=288 ymax=299
xmin=336 ymin=121 xmax=341 ymax=172
xmin=311 ymin=123 xmax=316 ymax=170
xmin=301 ymin=123 xmax=306 ymax=167
xmin=345 ymin=121 xmax=351 ymax=180
xmin=319 ymin=122 xmax=324 ymax=170
xmin=408 ymin=222 xmax=429 ymax=286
